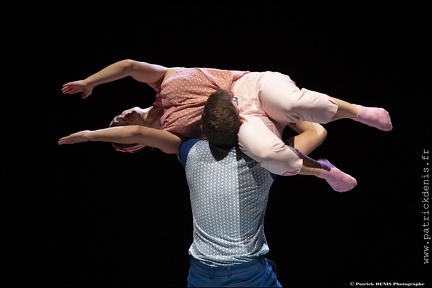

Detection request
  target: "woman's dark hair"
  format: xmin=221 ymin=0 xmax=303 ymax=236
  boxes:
xmin=108 ymin=117 xmax=146 ymax=153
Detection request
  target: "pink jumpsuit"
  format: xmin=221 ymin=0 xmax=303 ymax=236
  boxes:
xmin=153 ymin=68 xmax=338 ymax=176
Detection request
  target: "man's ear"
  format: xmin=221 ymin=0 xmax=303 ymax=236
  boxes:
xmin=239 ymin=116 xmax=244 ymax=124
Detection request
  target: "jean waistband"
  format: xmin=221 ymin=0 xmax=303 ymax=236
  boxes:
xmin=189 ymin=256 xmax=265 ymax=277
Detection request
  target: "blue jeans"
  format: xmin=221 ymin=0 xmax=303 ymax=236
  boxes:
xmin=187 ymin=256 xmax=282 ymax=287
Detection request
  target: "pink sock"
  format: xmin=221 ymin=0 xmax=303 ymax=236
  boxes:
xmin=316 ymin=159 xmax=357 ymax=192
xmin=353 ymin=104 xmax=393 ymax=131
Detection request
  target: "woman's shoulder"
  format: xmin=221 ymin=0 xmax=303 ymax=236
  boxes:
xmin=163 ymin=67 xmax=185 ymax=81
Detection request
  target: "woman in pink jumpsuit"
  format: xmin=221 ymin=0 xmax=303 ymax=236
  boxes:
xmin=59 ymin=59 xmax=392 ymax=192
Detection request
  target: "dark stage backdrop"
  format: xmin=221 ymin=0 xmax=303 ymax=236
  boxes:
xmin=1 ymin=1 xmax=431 ymax=287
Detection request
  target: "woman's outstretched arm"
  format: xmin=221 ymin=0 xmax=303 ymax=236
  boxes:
xmin=61 ymin=59 xmax=170 ymax=99
xmin=58 ymin=125 xmax=182 ymax=154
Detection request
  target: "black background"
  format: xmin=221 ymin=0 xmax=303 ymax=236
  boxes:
xmin=1 ymin=1 xmax=431 ymax=287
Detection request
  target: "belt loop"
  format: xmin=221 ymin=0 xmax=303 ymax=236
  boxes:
xmin=227 ymin=266 xmax=232 ymax=279
xmin=209 ymin=266 xmax=214 ymax=280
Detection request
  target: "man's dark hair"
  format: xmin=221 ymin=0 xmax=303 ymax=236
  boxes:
xmin=202 ymin=88 xmax=241 ymax=148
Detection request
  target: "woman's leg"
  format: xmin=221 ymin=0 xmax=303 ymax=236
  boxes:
xmin=300 ymin=153 xmax=357 ymax=192
xmin=257 ymin=72 xmax=392 ymax=131
xmin=238 ymin=115 xmax=357 ymax=192
xmin=329 ymin=98 xmax=393 ymax=131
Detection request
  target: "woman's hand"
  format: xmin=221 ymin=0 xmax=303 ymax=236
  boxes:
xmin=61 ymin=80 xmax=94 ymax=99
xmin=58 ymin=130 xmax=91 ymax=145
